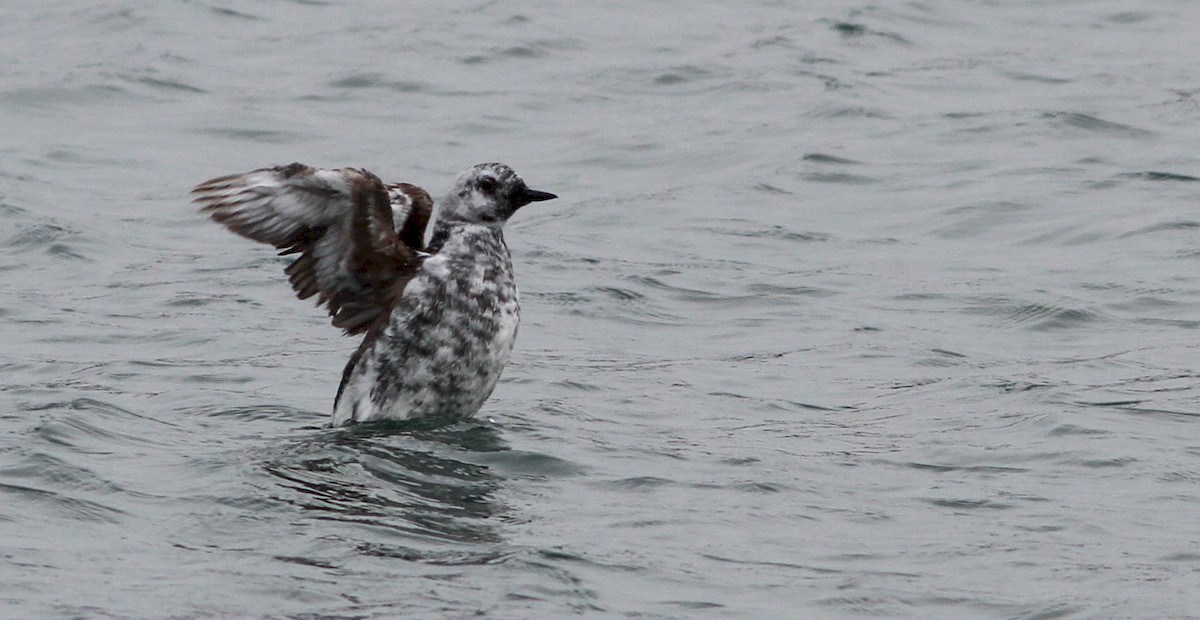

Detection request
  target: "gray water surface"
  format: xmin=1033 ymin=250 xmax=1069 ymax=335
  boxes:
xmin=3 ymin=1 xmax=1200 ymax=618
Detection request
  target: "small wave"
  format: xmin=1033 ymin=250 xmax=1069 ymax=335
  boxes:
xmin=1114 ymin=171 xmax=1200 ymax=183
xmin=1002 ymin=303 xmax=1102 ymax=330
xmin=198 ymin=127 xmax=311 ymax=144
xmin=1045 ymin=112 xmax=1156 ymax=139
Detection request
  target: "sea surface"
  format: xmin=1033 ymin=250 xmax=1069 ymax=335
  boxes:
xmin=3 ymin=1 xmax=1200 ymax=618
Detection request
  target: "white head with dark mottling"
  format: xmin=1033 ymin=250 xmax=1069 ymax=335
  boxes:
xmin=437 ymin=163 xmax=558 ymax=225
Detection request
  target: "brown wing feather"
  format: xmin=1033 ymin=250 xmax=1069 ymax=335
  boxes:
xmin=192 ymin=163 xmax=422 ymax=336
xmin=386 ymin=182 xmax=434 ymax=251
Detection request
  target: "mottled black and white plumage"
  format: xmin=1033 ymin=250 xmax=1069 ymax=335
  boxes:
xmin=192 ymin=162 xmax=556 ymax=425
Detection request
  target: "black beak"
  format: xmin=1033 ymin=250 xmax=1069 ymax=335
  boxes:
xmin=524 ymin=188 xmax=557 ymax=203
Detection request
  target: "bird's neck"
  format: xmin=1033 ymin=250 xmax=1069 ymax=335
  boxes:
xmin=427 ymin=220 xmax=508 ymax=257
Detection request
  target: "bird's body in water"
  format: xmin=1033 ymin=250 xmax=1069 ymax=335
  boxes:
xmin=192 ymin=162 xmax=557 ymax=425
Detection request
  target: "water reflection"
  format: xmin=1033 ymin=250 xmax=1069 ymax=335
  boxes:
xmin=263 ymin=420 xmax=510 ymax=552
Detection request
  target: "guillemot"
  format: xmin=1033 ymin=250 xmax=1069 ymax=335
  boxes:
xmin=191 ymin=162 xmax=557 ymax=425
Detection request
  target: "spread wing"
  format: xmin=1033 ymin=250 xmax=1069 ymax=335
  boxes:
xmin=192 ymin=163 xmax=424 ymax=335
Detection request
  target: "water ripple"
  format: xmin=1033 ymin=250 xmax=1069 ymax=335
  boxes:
xmin=1045 ymin=112 xmax=1157 ymax=139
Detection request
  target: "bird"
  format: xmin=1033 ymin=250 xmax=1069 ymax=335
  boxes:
xmin=191 ymin=162 xmax=557 ymax=426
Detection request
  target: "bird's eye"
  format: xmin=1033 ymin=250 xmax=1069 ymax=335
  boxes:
xmin=478 ymin=177 xmax=498 ymax=193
